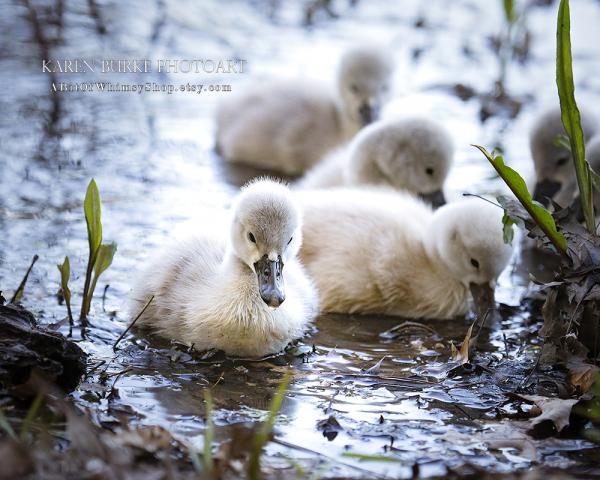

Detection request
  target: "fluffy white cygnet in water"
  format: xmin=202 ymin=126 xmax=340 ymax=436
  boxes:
xmin=297 ymin=117 xmax=453 ymax=207
xmin=297 ymin=188 xmax=512 ymax=319
xmin=215 ymin=46 xmax=393 ymax=175
xmin=530 ymin=106 xmax=598 ymax=206
xmin=129 ymin=180 xmax=318 ymax=357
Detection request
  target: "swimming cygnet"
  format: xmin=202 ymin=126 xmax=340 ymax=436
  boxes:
xmin=297 ymin=117 xmax=453 ymax=207
xmin=129 ymin=180 xmax=318 ymax=357
xmin=215 ymin=46 xmax=393 ymax=175
xmin=530 ymin=106 xmax=598 ymax=206
xmin=297 ymin=188 xmax=512 ymax=319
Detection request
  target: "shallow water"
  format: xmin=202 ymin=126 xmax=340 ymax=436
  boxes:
xmin=1 ymin=0 xmax=600 ymax=477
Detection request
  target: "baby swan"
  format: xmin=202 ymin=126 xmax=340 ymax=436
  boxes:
xmin=530 ymin=106 xmax=598 ymax=206
xmin=297 ymin=189 xmax=512 ymax=319
xmin=130 ymin=180 xmax=318 ymax=357
xmin=297 ymin=117 xmax=453 ymax=207
xmin=215 ymin=46 xmax=393 ymax=175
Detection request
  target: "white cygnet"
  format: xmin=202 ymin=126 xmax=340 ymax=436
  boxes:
xmin=129 ymin=180 xmax=318 ymax=357
xmin=297 ymin=188 xmax=512 ymax=319
xmin=215 ymin=46 xmax=393 ymax=175
xmin=297 ymin=117 xmax=453 ymax=207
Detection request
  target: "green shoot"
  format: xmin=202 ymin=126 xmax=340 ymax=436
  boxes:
xmin=502 ymin=0 xmax=516 ymax=24
xmin=88 ymin=242 xmax=117 ymax=311
xmin=19 ymin=393 xmax=44 ymax=441
xmin=57 ymin=256 xmax=73 ymax=328
xmin=474 ymin=145 xmax=567 ymax=254
xmin=556 ymin=0 xmax=595 ymax=232
xmin=81 ymin=179 xmax=102 ymax=323
xmin=248 ymin=372 xmax=291 ymax=480
xmin=502 ymin=213 xmax=515 ymax=245
xmin=76 ymin=179 xmax=116 ymax=324
xmin=9 ymin=255 xmax=39 ymax=304
xmin=341 ymin=452 xmax=402 ymax=463
xmin=203 ymin=389 xmax=214 ymax=472
xmin=0 ymin=409 xmax=17 ymax=440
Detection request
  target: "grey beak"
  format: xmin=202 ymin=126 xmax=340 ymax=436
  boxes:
xmin=419 ymin=189 xmax=446 ymax=208
xmin=358 ymin=103 xmax=378 ymax=126
xmin=254 ymin=254 xmax=285 ymax=308
xmin=532 ymin=179 xmax=562 ymax=206
xmin=469 ymin=282 xmax=496 ymax=319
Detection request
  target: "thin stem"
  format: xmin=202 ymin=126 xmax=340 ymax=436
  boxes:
xmin=112 ymin=295 xmax=154 ymax=351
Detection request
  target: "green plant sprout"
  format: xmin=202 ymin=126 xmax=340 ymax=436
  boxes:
xmin=248 ymin=372 xmax=291 ymax=480
xmin=474 ymin=145 xmax=567 ymax=255
xmin=59 ymin=179 xmax=116 ymax=330
xmin=556 ymin=0 xmax=595 ymax=233
xmin=203 ymin=389 xmax=214 ymax=472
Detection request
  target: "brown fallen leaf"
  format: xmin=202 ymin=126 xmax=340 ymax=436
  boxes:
xmin=520 ymin=395 xmax=578 ymax=432
xmin=450 ymin=321 xmax=475 ymax=365
xmin=567 ymin=357 xmax=600 ymax=392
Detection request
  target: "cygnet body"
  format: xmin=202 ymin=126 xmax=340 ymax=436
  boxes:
xmin=129 ymin=180 xmax=318 ymax=357
xmin=215 ymin=46 xmax=393 ymax=175
xmin=297 ymin=188 xmax=512 ymax=319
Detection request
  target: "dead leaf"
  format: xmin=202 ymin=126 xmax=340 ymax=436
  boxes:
xmin=520 ymin=394 xmax=578 ymax=432
xmin=362 ymin=355 xmax=387 ymax=374
xmin=567 ymin=357 xmax=600 ymax=392
xmin=451 ymin=321 xmax=475 ymax=365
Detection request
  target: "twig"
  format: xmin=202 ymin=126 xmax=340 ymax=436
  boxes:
xmin=462 ymin=193 xmax=502 ymax=209
xmin=112 ymin=296 xmax=154 ymax=351
xmin=272 ymin=438 xmax=389 ymax=479
xmin=102 ymin=284 xmax=109 ymax=311
xmin=10 ymin=255 xmax=39 ymax=304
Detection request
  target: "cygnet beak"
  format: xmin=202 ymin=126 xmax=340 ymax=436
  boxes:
xmin=254 ymin=254 xmax=285 ymax=308
xmin=469 ymin=282 xmax=496 ymax=320
xmin=419 ymin=189 xmax=446 ymax=208
xmin=358 ymin=103 xmax=378 ymax=126
xmin=532 ymin=179 xmax=562 ymax=206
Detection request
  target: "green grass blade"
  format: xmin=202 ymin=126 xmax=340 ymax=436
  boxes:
xmin=0 ymin=409 xmax=17 ymax=440
xmin=474 ymin=145 xmax=567 ymax=254
xmin=19 ymin=393 xmax=44 ymax=441
xmin=341 ymin=452 xmax=402 ymax=463
xmin=203 ymin=390 xmax=214 ymax=472
xmin=556 ymin=0 xmax=595 ymax=232
xmin=503 ymin=0 xmax=515 ymax=23
xmin=248 ymin=372 xmax=291 ymax=480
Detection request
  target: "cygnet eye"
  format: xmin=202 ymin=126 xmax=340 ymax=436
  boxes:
xmin=426 ymin=167 xmax=434 ymax=176
xmin=248 ymin=232 xmax=256 ymax=243
xmin=287 ymin=237 xmax=293 ymax=245
xmin=556 ymin=156 xmax=569 ymax=167
xmin=350 ymin=84 xmax=359 ymax=93
xmin=470 ymin=258 xmax=480 ymax=269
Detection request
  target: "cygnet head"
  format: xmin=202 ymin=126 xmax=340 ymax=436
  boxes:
xmin=230 ymin=179 xmax=302 ymax=308
xmin=430 ymin=200 xmax=513 ymax=317
xmin=346 ymin=118 xmax=453 ymax=207
xmin=337 ymin=45 xmax=393 ymax=128
xmin=530 ymin=107 xmax=598 ymax=206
